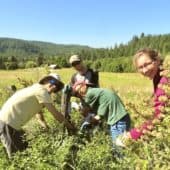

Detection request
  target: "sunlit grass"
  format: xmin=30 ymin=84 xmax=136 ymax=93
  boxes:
xmin=0 ymin=68 xmax=153 ymax=106
xmin=0 ymin=68 xmax=167 ymax=169
xmin=0 ymin=67 xmax=152 ymax=95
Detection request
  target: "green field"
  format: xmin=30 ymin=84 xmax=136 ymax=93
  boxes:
xmin=0 ymin=67 xmax=152 ymax=96
xmin=0 ymin=68 xmax=169 ymax=170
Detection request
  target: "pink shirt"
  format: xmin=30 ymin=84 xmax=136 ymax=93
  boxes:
xmin=130 ymin=71 xmax=169 ymax=140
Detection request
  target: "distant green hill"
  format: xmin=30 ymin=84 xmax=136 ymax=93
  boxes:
xmin=0 ymin=34 xmax=170 ymax=72
xmin=0 ymin=37 xmax=92 ymax=58
xmin=1 ymin=33 xmax=170 ymax=59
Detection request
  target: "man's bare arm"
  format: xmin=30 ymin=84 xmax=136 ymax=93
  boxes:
xmin=44 ymin=103 xmax=76 ymax=131
xmin=36 ymin=111 xmax=49 ymax=129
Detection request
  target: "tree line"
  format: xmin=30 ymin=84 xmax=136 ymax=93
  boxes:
xmin=0 ymin=33 xmax=170 ymax=72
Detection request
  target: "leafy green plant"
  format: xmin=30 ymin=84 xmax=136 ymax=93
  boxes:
xmin=0 ymin=65 xmax=169 ymax=169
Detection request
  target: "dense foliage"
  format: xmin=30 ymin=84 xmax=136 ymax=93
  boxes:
xmin=0 ymin=58 xmax=169 ymax=169
xmin=0 ymin=33 xmax=170 ymax=72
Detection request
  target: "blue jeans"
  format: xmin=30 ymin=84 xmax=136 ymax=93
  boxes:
xmin=110 ymin=114 xmax=131 ymax=141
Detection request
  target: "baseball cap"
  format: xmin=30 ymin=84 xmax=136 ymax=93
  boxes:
xmin=72 ymin=81 xmax=94 ymax=92
xmin=39 ymin=73 xmax=64 ymax=92
xmin=48 ymin=73 xmax=61 ymax=81
xmin=69 ymin=55 xmax=81 ymax=64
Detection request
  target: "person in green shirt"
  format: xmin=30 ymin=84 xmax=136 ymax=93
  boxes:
xmin=72 ymin=81 xmax=131 ymax=143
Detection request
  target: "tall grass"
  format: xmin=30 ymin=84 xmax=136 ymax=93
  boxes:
xmin=1 ymin=68 xmax=163 ymax=170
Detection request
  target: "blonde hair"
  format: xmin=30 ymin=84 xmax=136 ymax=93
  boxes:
xmin=133 ymin=48 xmax=162 ymax=68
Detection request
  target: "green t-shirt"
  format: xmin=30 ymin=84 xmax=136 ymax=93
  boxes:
xmin=84 ymin=88 xmax=128 ymax=125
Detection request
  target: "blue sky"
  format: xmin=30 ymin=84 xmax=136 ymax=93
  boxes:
xmin=1 ymin=0 xmax=170 ymax=48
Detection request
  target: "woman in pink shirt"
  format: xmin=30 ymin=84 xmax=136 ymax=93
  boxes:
xmin=129 ymin=48 xmax=170 ymax=140
xmin=117 ymin=48 xmax=170 ymax=145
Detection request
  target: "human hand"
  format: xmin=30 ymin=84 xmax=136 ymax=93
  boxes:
xmin=80 ymin=121 xmax=91 ymax=132
xmin=40 ymin=125 xmax=50 ymax=133
xmin=115 ymin=132 xmax=131 ymax=148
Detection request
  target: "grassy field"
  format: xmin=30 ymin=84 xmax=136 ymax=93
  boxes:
xmin=1 ymin=68 xmax=169 ymax=170
xmin=0 ymin=67 xmax=152 ymax=96
xmin=0 ymin=68 xmax=152 ymax=108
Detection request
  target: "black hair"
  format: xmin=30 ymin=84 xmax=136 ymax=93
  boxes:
xmin=39 ymin=76 xmax=64 ymax=92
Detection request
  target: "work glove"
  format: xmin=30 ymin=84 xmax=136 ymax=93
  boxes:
xmin=80 ymin=113 xmax=95 ymax=131
xmin=80 ymin=121 xmax=92 ymax=132
xmin=115 ymin=132 xmax=131 ymax=148
xmin=84 ymin=113 xmax=95 ymax=122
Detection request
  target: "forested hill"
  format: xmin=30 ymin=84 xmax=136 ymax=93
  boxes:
xmin=117 ymin=33 xmax=170 ymax=57
xmin=1 ymin=33 xmax=170 ymax=59
xmin=0 ymin=33 xmax=170 ymax=71
xmin=0 ymin=37 xmax=91 ymax=57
